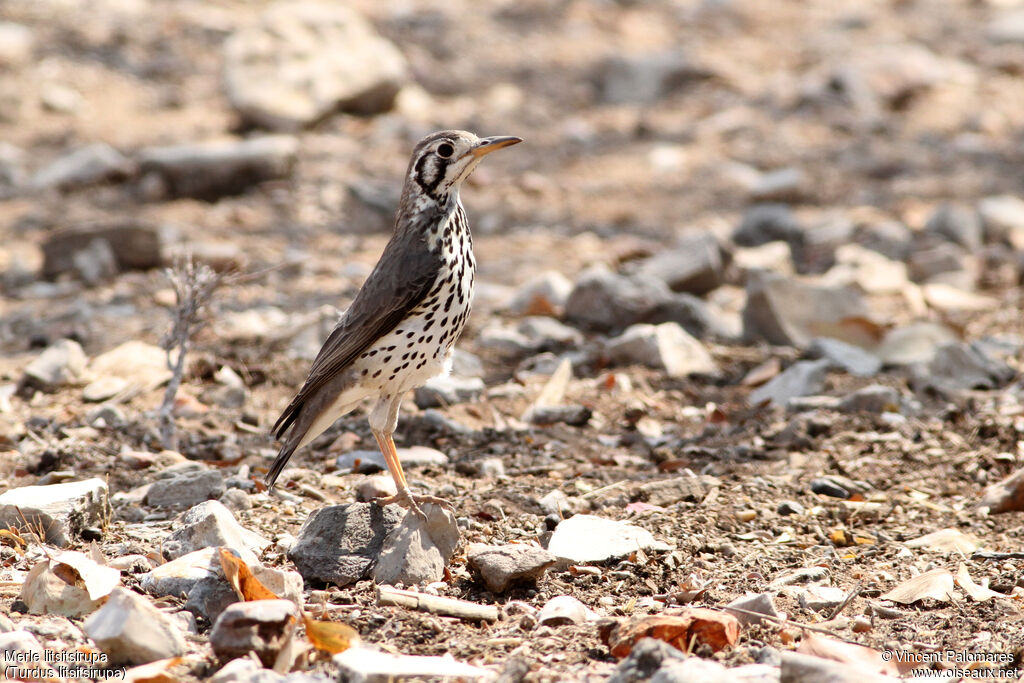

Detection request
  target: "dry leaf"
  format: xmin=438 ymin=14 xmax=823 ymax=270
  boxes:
xmin=954 ymin=563 xmax=1004 ymax=602
xmin=303 ymin=613 xmax=361 ymax=654
xmin=124 ymin=657 xmax=183 ymax=683
xmin=600 ymin=608 xmax=740 ymax=658
xmin=741 ymin=358 xmax=781 ymax=387
xmin=905 ymin=528 xmax=979 ymax=554
xmin=521 ymin=358 xmax=572 ymax=421
xmin=218 ymin=547 xmax=278 ymax=601
xmin=880 ymin=568 xmax=955 ymax=604
xmin=48 ymin=550 xmax=120 ymax=601
xmin=798 ymin=631 xmax=902 ymax=676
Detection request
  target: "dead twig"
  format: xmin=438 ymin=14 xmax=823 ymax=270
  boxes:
xmin=825 ymin=580 xmax=863 ymax=621
xmin=377 ymin=585 xmax=499 ymax=623
xmin=159 ymin=254 xmax=224 ymax=451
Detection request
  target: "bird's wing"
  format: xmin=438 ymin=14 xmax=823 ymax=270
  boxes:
xmin=273 ymin=224 xmax=441 ymax=438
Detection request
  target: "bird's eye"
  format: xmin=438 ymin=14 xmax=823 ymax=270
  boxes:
xmin=436 ymin=143 xmax=454 ymax=159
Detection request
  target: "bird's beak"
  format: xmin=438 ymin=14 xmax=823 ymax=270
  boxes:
xmin=471 ymin=136 xmax=523 ymax=158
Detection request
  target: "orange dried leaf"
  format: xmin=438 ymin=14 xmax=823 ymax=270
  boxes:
xmin=218 ymin=548 xmax=278 ymax=601
xmin=302 ymin=613 xmax=361 ymax=655
xmin=124 ymin=657 xmax=184 ymax=683
xmin=880 ymin=568 xmax=955 ymax=604
xmin=601 ymin=608 xmax=740 ymax=659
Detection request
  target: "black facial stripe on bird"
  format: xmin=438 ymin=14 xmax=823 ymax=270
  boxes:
xmin=414 ymin=153 xmax=444 ymax=197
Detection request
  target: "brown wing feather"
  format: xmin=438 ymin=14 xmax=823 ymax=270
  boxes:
xmin=273 ymin=209 xmax=443 ymax=439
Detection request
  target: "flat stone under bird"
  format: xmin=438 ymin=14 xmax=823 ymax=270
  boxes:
xmin=266 ymin=130 xmax=521 ymax=514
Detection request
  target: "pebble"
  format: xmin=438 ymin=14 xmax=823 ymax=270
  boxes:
xmin=605 ymin=322 xmax=717 ymax=377
xmin=874 ymin=321 xmax=958 ymax=366
xmin=223 ymin=3 xmax=408 ymax=129
xmin=598 ymin=52 xmax=712 ymax=104
xmin=17 ymin=339 xmax=87 ymax=395
xmin=137 ymin=136 xmax=298 ymax=200
xmin=413 ymin=374 xmax=485 ymax=409
xmin=507 ymin=270 xmax=573 ymax=315
xmin=355 ymin=475 xmax=398 ymax=502
xmin=30 ymin=143 xmax=134 ymax=191
xmin=768 ymin=566 xmax=830 ymax=590
xmin=987 ymin=10 xmax=1024 ymax=45
xmin=776 ymin=500 xmax=805 ymax=516
xmin=334 ymin=647 xmax=493 ymax=683
xmin=145 ymin=469 xmax=226 ymax=508
xmin=748 ymin=359 xmax=830 ymax=408
xmin=219 ymin=488 xmax=252 ymax=512
xmin=0 ymin=631 xmax=55 ymax=678
xmin=910 ymin=341 xmax=1014 ymax=397
xmin=807 ymin=337 xmax=882 ymax=377
xmin=925 ymin=202 xmax=983 ymax=250
xmin=733 ymin=203 xmax=803 ymax=248
xmin=372 ymin=503 xmax=461 ymax=586
xmin=546 ymin=514 xmax=669 ymax=566
xmin=288 ymin=503 xmax=404 ymax=586
xmin=795 ymin=585 xmax=847 ymax=613
xmin=838 ymin=385 xmax=901 ymax=414
xmin=0 ymin=478 xmax=109 ymax=547
xmin=41 ymin=225 xmax=163 ymax=281
xmin=517 ymin=316 xmax=585 ymax=350
xmin=467 ymin=543 xmax=556 ymax=593
xmin=978 ymin=195 xmax=1024 ymax=247
xmin=83 ymin=587 xmax=186 ymax=665
xmin=536 ymin=595 xmax=597 ymax=626
xmin=210 ymin=599 xmax=298 ymax=667
xmin=906 ymin=242 xmax=968 ymax=284
xmin=162 ymin=500 xmax=271 ymax=566
xmin=563 ymin=266 xmax=673 ymax=332
xmin=724 ymin=592 xmax=780 ymax=626
xmin=637 ymin=476 xmax=706 ymax=506
xmin=632 ymin=232 xmax=726 ymax=295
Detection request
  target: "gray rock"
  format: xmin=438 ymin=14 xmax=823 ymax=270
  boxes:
xmin=31 ymin=143 xmax=134 ymax=191
xmin=733 ymin=204 xmax=803 ymax=248
xmin=978 ymin=195 xmax=1024 ymax=247
xmin=0 ymin=141 xmax=25 ymax=190
xmin=223 ymin=3 xmax=409 ymax=130
xmin=742 ymin=271 xmax=868 ymax=348
xmin=41 ymin=223 xmax=163 ymax=279
xmin=769 ymin=566 xmax=830 ymax=590
xmin=18 ymin=339 xmax=87 ymax=395
xmin=838 ymin=385 xmax=901 ymax=413
xmin=874 ymin=321 xmax=958 ymax=366
xmin=146 ymin=470 xmax=226 ymax=508
xmin=467 ymin=543 xmax=556 ymax=592
xmin=527 ymin=404 xmax=593 ymax=427
xmin=827 ymin=43 xmax=948 ymax=114
xmin=289 ymin=503 xmax=404 ymax=585
xmin=646 ymin=293 xmax=712 ymax=340
xmin=749 ymin=359 xmax=830 ymax=408
xmin=777 ymin=501 xmax=805 ymax=516
xmin=413 ymin=374 xmax=485 ymax=409
xmin=791 ymin=216 xmax=856 ymax=275
xmin=781 ymin=651 xmax=898 ymax=683
xmin=0 ymin=22 xmax=34 ymax=67
xmin=907 ymin=241 xmax=967 ymax=283
xmin=210 ymin=599 xmax=298 ymax=667
xmin=607 ymin=638 xmax=687 ymax=683
xmin=925 ymin=203 xmax=983 ymax=250
xmin=807 ymin=337 xmax=881 ymax=377
xmin=83 ymin=587 xmax=186 ymax=665
xmin=547 ymin=514 xmax=669 ymax=566
xmin=335 ymin=446 xmax=448 ymax=474
xmin=911 ymin=341 xmax=1015 ymax=397
xmin=0 ymin=631 xmax=53 ymax=678
xmin=355 ymin=475 xmax=398 ymax=502
xmin=748 ymin=167 xmax=807 ymax=203
xmin=795 ymin=585 xmax=846 ymax=613
xmin=372 ymin=503 xmax=461 ymax=585
xmin=857 ymin=220 xmax=913 ymax=261
xmin=333 ymin=647 xmax=492 ymax=683
xmin=563 ymin=266 xmax=672 ymax=332
xmin=637 ymin=476 xmax=707 ymax=506
xmin=987 ymin=10 xmax=1024 ymax=45
xmin=508 ymin=271 xmax=573 ymax=315
xmin=162 ymin=500 xmax=271 ymax=566
xmin=451 ymin=349 xmax=484 ymax=378
xmin=633 ymin=232 xmax=726 ymax=295
xmin=0 ymin=478 xmax=109 ymax=547
xmin=599 ymin=52 xmax=712 ymax=104
xmin=605 ymin=322 xmax=717 ymax=377
xmin=725 ymin=592 xmax=780 ymax=627
xmin=537 ymin=594 xmax=595 ymax=626
xmin=655 ymin=658 xmax=777 ymax=683
xmin=518 ymin=316 xmax=585 ymax=350
xmin=219 ymin=488 xmax=253 ymax=512
xmin=137 ymin=136 xmax=298 ymax=201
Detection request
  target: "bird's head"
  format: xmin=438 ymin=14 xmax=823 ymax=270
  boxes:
xmin=404 ymin=130 xmax=522 ymax=205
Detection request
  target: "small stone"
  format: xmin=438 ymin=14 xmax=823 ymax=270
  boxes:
xmin=606 ymin=638 xmax=687 ymax=683
xmin=769 ymin=566 xmax=830 ymax=590
xmin=518 ymin=316 xmax=585 ymax=350
xmin=209 ymin=599 xmax=297 ymax=667
xmin=987 ymin=10 xmax=1024 ymax=44
xmin=527 ymin=405 xmax=593 ymax=427
xmin=355 ymin=475 xmax=398 ymax=502
xmin=83 ymin=376 xmax=130 ymax=403
xmin=31 ymin=143 xmax=134 ymax=191
xmin=223 ymin=3 xmax=409 ymax=129
xmin=605 ymin=322 xmax=716 ymax=377
xmin=874 ymin=321 xmax=958 ymax=366
xmin=748 ymin=359 xmax=830 ymax=408
xmin=137 ymin=136 xmax=298 ymax=201
xmin=979 ymin=467 xmax=1024 ymax=513
xmin=547 ymin=515 xmax=669 ymax=566
xmin=17 ymin=339 xmax=87 ymax=395
xmin=537 ymin=594 xmax=596 ymax=626
xmin=42 ymin=224 xmax=163 ymax=280
xmin=413 ymin=374 xmax=485 ymax=409
xmin=910 ymin=341 xmax=1015 ymax=397
xmin=858 ymin=220 xmax=913 ymax=261
xmin=145 ymin=470 xmax=226 ymax=508
xmin=219 ymin=488 xmax=252 ymax=512
xmin=777 ymin=501 xmax=805 ymax=516
xmin=0 ymin=23 xmax=34 ymax=67
xmin=733 ymin=241 xmax=794 ymax=275
xmin=733 ymin=204 xmax=803 ymax=248
xmin=508 ymin=271 xmax=573 ymax=315
xmin=807 ymin=338 xmax=881 ymax=377
xmin=372 ymin=503 xmax=461 ymax=586
xmin=467 ymin=543 xmax=556 ymax=593
xmin=810 ymin=476 xmax=869 ymax=500
xmin=84 ymin=587 xmax=186 ymax=665
xmin=907 ymin=242 xmax=968 ymax=284
xmin=838 ymin=385 xmax=901 ymax=414
xmin=632 ymin=232 xmax=726 ymax=295
xmin=742 ymin=271 xmax=868 ymax=348
xmin=40 ymin=83 xmax=82 ymax=114
xmin=538 ymin=489 xmax=577 ymax=517
xmin=333 ymin=647 xmax=493 ymax=683
xmin=563 ymin=266 xmax=673 ymax=332
xmin=477 ymin=457 xmax=505 ymax=479
xmin=749 ymin=167 xmax=807 ymax=202
xmin=162 ymin=500 xmax=271 ymax=566
xmin=795 ymin=585 xmax=847 ymax=613
xmin=725 ymin=593 xmax=780 ymax=627
xmin=637 ymin=476 xmax=706 ymax=506
xmin=978 ymin=195 xmax=1024 ymax=247
xmin=925 ymin=203 xmax=983 ymax=250
xmin=289 ymin=503 xmax=404 ymax=586
xmin=598 ymin=52 xmax=712 ymax=104
xmin=0 ymin=478 xmax=109 ymax=547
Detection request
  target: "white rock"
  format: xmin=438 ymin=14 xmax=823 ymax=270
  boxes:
xmin=0 ymin=631 xmax=55 ymax=678
xmin=0 ymin=478 xmax=108 ymax=546
xmin=84 ymin=587 xmax=186 ymax=664
xmin=162 ymin=500 xmax=271 ymax=566
xmin=0 ymin=23 xmax=34 ymax=67
xmin=19 ymin=339 xmax=87 ymax=393
xmin=547 ymin=515 xmax=669 ymax=565
xmin=508 ymin=271 xmax=573 ymax=315
xmin=605 ymin=322 xmax=716 ymax=377
xmin=20 ymin=550 xmax=119 ymax=617
xmin=209 ymin=599 xmax=298 ymax=668
xmin=536 ymin=594 xmax=598 ymax=626
xmin=333 ymin=647 xmax=494 ymax=683
xmin=87 ymin=340 xmax=174 ymax=395
xmin=31 ymin=143 xmax=134 ymax=190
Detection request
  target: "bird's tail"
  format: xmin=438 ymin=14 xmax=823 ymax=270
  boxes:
xmin=265 ymin=435 xmax=300 ymax=489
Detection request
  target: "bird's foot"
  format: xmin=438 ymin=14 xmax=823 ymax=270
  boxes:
xmin=376 ymin=489 xmax=454 ymax=521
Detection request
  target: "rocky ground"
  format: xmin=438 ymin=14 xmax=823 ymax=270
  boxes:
xmin=3 ymin=0 xmax=1024 ymax=681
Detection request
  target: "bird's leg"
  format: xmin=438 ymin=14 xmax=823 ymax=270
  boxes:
xmin=372 ymin=429 xmax=453 ymax=518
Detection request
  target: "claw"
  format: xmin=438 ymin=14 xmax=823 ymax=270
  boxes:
xmin=375 ymin=488 xmax=453 ymax=521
